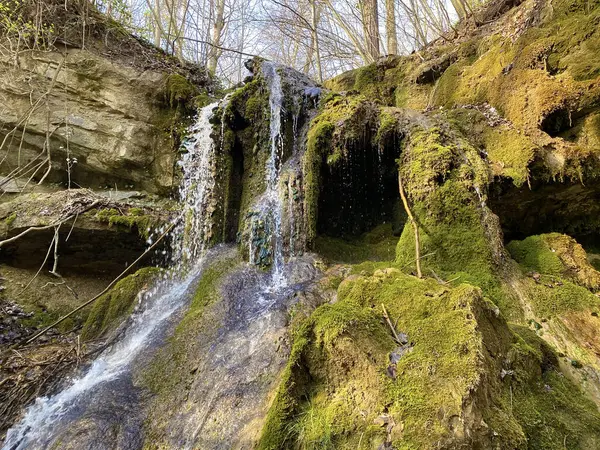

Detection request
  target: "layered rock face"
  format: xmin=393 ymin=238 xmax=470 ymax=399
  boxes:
xmin=1 ymin=48 xmax=185 ymax=193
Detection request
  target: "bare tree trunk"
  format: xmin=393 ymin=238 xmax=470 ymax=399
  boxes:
xmin=409 ymin=0 xmax=428 ymax=47
xmin=450 ymin=0 xmax=468 ymax=19
xmin=360 ymin=0 xmax=380 ymax=62
xmin=385 ymin=0 xmax=398 ymax=54
xmin=311 ymin=0 xmax=323 ymax=83
xmin=173 ymin=0 xmax=191 ymax=61
xmin=207 ymin=0 xmax=226 ymax=75
xmin=237 ymin=0 xmax=247 ymax=83
xmin=303 ymin=32 xmax=314 ymax=75
xmin=153 ymin=0 xmax=162 ymax=47
xmin=323 ymin=0 xmax=370 ymax=63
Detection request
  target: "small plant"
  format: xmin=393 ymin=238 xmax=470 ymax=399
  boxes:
xmin=66 ymin=156 xmax=78 ymax=190
xmin=0 ymin=0 xmax=57 ymax=51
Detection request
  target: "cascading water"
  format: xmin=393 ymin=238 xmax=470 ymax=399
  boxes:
xmin=2 ymin=61 xmax=322 ymax=449
xmin=249 ymin=61 xmax=287 ymax=288
xmin=177 ymin=101 xmax=224 ymax=263
xmin=2 ymin=101 xmax=223 ymax=450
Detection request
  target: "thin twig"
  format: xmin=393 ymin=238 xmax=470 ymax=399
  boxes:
xmin=22 ymin=218 xmax=179 ymax=346
xmin=18 ymin=232 xmax=56 ymax=294
xmin=399 ymin=173 xmax=422 ymax=278
xmin=50 ymin=224 xmax=60 ymax=276
xmin=0 ymin=199 xmax=101 ymax=247
xmin=66 ymin=212 xmax=78 ymax=241
xmin=382 ymin=304 xmax=402 ymax=344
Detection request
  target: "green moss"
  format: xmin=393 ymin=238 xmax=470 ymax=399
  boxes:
xmin=508 ymin=233 xmax=600 ymax=291
xmin=522 ymin=276 xmax=599 ymax=319
xmin=314 ymin=223 xmax=397 ymax=264
xmin=396 ymin=180 xmax=491 ymax=277
xmin=504 ymin=329 xmax=600 ymax=449
xmin=165 ymin=73 xmax=199 ymax=108
xmin=95 ymin=207 xmax=156 ymax=238
xmin=353 ymin=63 xmax=395 ymax=104
xmin=354 ymin=64 xmax=381 ymax=91
xmin=81 ymin=267 xmax=160 ymax=340
xmin=4 ymin=212 xmax=16 ymax=227
xmin=401 ymin=128 xmax=454 ymax=197
xmin=259 ymin=271 xmax=508 ymax=449
xmin=431 ymin=62 xmax=463 ymax=108
xmin=21 ymin=307 xmax=83 ymax=333
xmin=507 ymin=236 xmax=565 ymax=275
xmin=392 ymin=125 xmax=520 ymax=318
xmin=375 ymin=109 xmax=399 ymax=145
xmin=140 ymin=253 xmax=239 ymax=400
xmin=226 ymin=78 xmax=266 ymax=124
xmin=261 ymin=262 xmax=600 ymax=448
xmin=483 ymin=127 xmax=536 ymax=186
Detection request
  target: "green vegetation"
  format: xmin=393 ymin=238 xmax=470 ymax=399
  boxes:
xmin=95 ymin=207 xmax=156 ymax=238
xmin=520 ymin=276 xmax=599 ymax=319
xmin=165 ymin=73 xmax=199 ymax=109
xmin=314 ymin=223 xmax=398 ymax=264
xmin=507 ymin=235 xmax=565 ymax=276
xmin=322 ymin=0 xmax=600 ymax=183
xmin=507 ymin=234 xmax=600 ymax=318
xmin=482 ymin=127 xmax=536 ymax=186
xmin=3 ymin=211 xmax=16 ymax=228
xmin=503 ymin=327 xmax=600 ymax=449
xmin=303 ymin=94 xmax=383 ymax=244
xmin=258 ymin=263 xmax=600 ymax=449
xmin=81 ymin=267 xmax=160 ymax=340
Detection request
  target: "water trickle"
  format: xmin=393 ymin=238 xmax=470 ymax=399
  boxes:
xmin=474 ymin=185 xmax=487 ymax=210
xmin=2 ymin=101 xmax=223 ymax=450
xmin=248 ymin=61 xmax=287 ymax=289
xmin=175 ymin=101 xmax=221 ymax=264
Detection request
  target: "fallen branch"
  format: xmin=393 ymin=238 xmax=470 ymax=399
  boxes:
xmin=398 ymin=173 xmax=422 ymax=278
xmin=382 ymin=303 xmax=402 ymax=345
xmin=0 ymin=199 xmax=101 ymax=248
xmin=50 ymin=224 xmax=60 ymax=276
xmin=18 ymin=229 xmax=57 ymax=294
xmin=400 ymin=251 xmax=436 ymax=270
xmin=430 ymin=268 xmax=460 ymax=285
xmin=22 ymin=218 xmax=179 ymax=346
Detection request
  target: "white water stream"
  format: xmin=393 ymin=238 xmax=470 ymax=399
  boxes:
xmin=2 ymin=101 xmax=223 ymax=450
xmin=249 ymin=61 xmax=287 ymax=289
xmin=3 ymin=65 xmax=318 ymax=448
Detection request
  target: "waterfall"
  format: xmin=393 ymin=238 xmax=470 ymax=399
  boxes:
xmin=2 ymin=102 xmax=222 ymax=450
xmin=249 ymin=61 xmax=286 ymax=289
xmin=176 ymin=101 xmax=221 ymax=263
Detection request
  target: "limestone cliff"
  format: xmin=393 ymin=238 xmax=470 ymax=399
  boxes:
xmin=0 ymin=0 xmax=213 ymax=194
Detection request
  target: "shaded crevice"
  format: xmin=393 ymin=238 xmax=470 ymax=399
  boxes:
xmin=317 ymin=132 xmax=402 ymax=237
xmin=488 ymin=177 xmax=600 ymax=247
xmin=0 ymin=228 xmax=162 ymax=277
xmin=223 ymin=137 xmax=244 ymax=242
xmin=540 ymin=108 xmax=572 ymax=136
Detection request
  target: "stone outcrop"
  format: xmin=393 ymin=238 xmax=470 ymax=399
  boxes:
xmin=0 ymin=47 xmax=204 ymax=194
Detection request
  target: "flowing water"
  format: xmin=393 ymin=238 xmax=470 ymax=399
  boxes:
xmin=3 ymin=65 xmax=321 ymax=449
xmin=2 ymin=101 xmax=224 ymax=450
xmin=247 ymin=61 xmax=287 ymax=289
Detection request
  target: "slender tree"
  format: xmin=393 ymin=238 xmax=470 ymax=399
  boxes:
xmin=385 ymin=0 xmax=398 ymax=54
xmin=359 ymin=0 xmax=380 ymax=62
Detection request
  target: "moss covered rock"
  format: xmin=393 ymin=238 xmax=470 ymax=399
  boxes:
xmin=258 ymin=268 xmax=600 ymax=449
xmin=81 ymin=266 xmax=160 ymax=340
